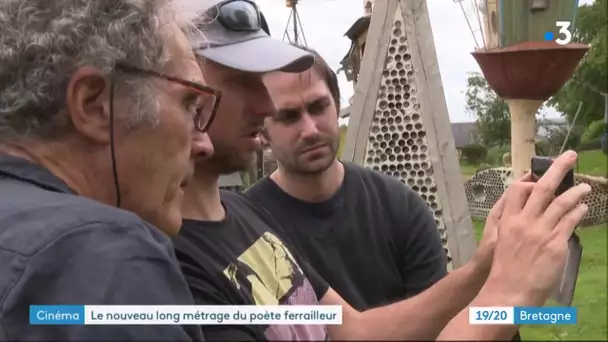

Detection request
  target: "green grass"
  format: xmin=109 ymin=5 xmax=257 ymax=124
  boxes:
xmin=459 ymin=149 xmax=607 ymax=180
xmin=471 ymin=221 xmax=607 ymax=341
xmin=463 ymin=150 xmax=607 ymax=340
xmin=576 ymin=150 xmax=608 ymax=177
xmin=460 ymin=162 xmax=480 ymax=180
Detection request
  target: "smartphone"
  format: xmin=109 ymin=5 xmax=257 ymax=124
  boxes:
xmin=531 ymin=156 xmax=582 ymax=306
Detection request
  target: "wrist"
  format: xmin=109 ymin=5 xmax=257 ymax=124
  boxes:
xmin=458 ymin=258 xmax=490 ymax=294
xmin=468 ymin=251 xmax=492 ymax=282
xmin=474 ymin=273 xmax=530 ymax=308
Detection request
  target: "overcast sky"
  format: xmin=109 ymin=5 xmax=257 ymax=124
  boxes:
xmin=255 ymin=0 xmax=594 ymax=123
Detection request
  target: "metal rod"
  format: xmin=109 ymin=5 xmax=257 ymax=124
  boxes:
xmin=458 ymin=1 xmax=480 ymax=49
xmin=282 ymin=10 xmax=293 ymax=42
xmin=295 ymin=7 xmax=308 ymax=46
xmin=559 ymin=101 xmax=583 ymax=155
xmin=293 ymin=6 xmax=298 ymax=44
xmin=472 ymin=0 xmax=487 ymax=49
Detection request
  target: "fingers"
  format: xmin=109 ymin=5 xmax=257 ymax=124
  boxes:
xmin=518 ymin=171 xmax=533 ymax=183
xmin=487 ymin=193 xmax=506 ymax=222
xmin=553 ymin=203 xmax=589 ymax=242
xmin=523 ymin=151 xmax=578 ymax=216
xmin=502 ymin=176 xmax=535 ymax=218
xmin=541 ymin=183 xmax=591 ymax=231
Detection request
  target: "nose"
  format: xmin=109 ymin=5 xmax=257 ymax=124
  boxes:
xmin=299 ymin=113 xmax=319 ymax=139
xmin=191 ymin=131 xmax=214 ymax=160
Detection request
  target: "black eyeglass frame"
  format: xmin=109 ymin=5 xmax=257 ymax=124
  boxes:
xmin=212 ymin=0 xmax=270 ymax=35
xmin=114 ymin=63 xmax=222 ymax=133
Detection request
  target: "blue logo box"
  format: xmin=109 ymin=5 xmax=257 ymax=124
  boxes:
xmin=514 ymin=307 xmax=577 ymax=325
xmin=30 ymin=305 xmax=85 ymax=325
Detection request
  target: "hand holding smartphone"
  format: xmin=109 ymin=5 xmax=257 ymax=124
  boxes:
xmin=530 ymin=156 xmax=583 ymax=306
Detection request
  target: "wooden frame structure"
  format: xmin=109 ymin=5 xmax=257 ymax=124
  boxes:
xmin=341 ymin=0 xmax=477 ymax=269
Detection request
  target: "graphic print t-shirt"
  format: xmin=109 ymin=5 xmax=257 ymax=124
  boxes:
xmin=173 ymin=191 xmax=329 ymax=341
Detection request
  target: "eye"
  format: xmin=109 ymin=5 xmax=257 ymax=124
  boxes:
xmin=275 ymin=109 xmax=301 ymax=124
xmin=308 ymin=99 xmax=330 ymax=115
xmin=185 ymin=92 xmax=208 ymax=117
xmin=183 ymin=94 xmax=200 ymax=115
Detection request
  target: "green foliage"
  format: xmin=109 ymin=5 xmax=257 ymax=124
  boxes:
xmin=485 ymin=145 xmax=511 ymax=165
xmin=541 ymin=124 xmax=583 ymax=156
xmin=548 ymin=1 xmax=608 ymax=127
xmin=240 ymin=171 xmax=250 ymax=188
xmin=460 ymin=143 xmax=487 ymax=165
xmin=577 ymin=137 xmax=603 ymax=152
xmin=581 ymin=120 xmax=607 ymax=142
xmin=464 ymin=72 xmax=512 ymax=147
xmin=534 ymin=140 xmax=550 ymax=156
xmin=576 ymin=149 xmax=607 ymax=175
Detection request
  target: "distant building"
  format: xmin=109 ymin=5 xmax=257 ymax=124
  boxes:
xmin=451 ymin=122 xmax=479 ymax=149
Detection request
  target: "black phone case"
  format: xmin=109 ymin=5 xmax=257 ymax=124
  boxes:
xmin=531 ymin=156 xmax=582 ymax=306
xmin=550 ymin=234 xmax=583 ymax=306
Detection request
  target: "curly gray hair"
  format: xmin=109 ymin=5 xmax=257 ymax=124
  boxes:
xmin=0 ymin=0 xmax=197 ymax=142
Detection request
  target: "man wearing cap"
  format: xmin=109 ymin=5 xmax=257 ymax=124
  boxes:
xmin=174 ymin=2 xmax=326 ymax=341
xmin=174 ymin=0 xmax=591 ymax=341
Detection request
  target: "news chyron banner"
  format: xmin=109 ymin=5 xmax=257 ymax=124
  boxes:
xmin=29 ymin=305 xmax=577 ymax=326
xmin=30 ymin=305 xmax=342 ymax=325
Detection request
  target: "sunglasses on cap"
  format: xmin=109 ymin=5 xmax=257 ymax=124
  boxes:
xmin=208 ymin=0 xmax=271 ymax=35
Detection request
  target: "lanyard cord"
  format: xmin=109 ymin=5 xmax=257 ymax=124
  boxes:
xmin=109 ymin=78 xmax=121 ymax=208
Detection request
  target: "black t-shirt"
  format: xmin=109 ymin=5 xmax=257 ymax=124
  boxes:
xmin=172 ymin=190 xmax=329 ymax=341
xmin=245 ymin=162 xmax=448 ymax=311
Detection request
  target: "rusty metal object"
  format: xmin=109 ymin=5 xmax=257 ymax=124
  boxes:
xmin=472 ymin=41 xmax=589 ymax=100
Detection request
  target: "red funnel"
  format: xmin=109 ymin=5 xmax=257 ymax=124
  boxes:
xmin=472 ymin=41 xmax=589 ymax=100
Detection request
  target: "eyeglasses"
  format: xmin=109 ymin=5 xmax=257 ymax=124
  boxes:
xmin=210 ymin=0 xmax=271 ymax=35
xmin=114 ymin=64 xmax=222 ymax=133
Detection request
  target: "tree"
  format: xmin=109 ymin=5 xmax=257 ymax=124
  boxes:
xmin=548 ymin=1 xmax=608 ymax=127
xmin=464 ymin=72 xmax=511 ymax=147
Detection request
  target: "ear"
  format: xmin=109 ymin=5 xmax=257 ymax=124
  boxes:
xmin=65 ymin=66 xmax=112 ymax=144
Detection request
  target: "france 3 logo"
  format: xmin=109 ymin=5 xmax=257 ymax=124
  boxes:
xmin=544 ymin=21 xmax=573 ymax=45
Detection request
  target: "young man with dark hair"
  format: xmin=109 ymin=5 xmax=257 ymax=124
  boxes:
xmin=247 ymin=47 xmax=522 ymax=341
xmin=247 ymin=48 xmax=448 ymax=310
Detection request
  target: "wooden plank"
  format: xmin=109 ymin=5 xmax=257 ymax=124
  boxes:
xmin=341 ymin=0 xmax=478 ymax=270
xmin=399 ymin=0 xmax=477 ymax=268
xmin=341 ymin=0 xmax=398 ymax=163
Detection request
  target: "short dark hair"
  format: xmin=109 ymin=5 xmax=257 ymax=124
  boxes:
xmin=289 ymin=44 xmax=341 ymax=113
xmin=261 ymin=46 xmax=341 ymax=144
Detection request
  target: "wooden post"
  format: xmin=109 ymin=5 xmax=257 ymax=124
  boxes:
xmin=506 ymin=99 xmax=543 ymax=178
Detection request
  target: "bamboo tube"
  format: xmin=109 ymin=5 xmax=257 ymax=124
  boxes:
xmin=506 ymin=99 xmax=544 ymax=178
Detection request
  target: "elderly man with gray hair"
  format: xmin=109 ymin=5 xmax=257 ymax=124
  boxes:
xmin=0 ymin=0 xmax=216 ymax=340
